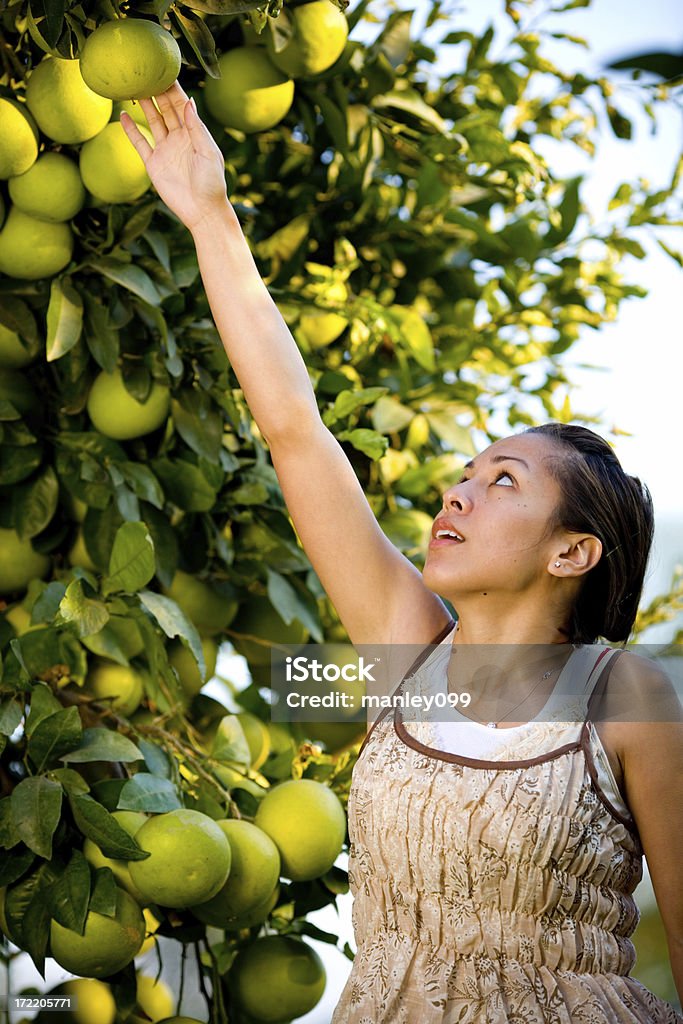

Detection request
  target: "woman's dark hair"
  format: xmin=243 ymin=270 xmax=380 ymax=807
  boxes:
xmin=522 ymin=422 xmax=655 ymax=646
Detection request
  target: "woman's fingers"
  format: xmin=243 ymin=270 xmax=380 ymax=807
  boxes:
xmin=120 ymin=111 xmax=154 ymax=162
xmin=155 ymin=89 xmax=183 ymax=131
xmin=138 ymin=97 xmax=168 ymax=143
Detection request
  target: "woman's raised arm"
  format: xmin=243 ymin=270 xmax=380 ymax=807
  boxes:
xmin=121 ymin=83 xmax=451 ymax=649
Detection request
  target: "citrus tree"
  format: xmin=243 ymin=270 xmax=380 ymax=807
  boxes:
xmin=0 ymin=0 xmax=681 ymax=1018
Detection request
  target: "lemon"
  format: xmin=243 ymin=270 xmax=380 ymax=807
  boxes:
xmin=50 ymin=888 xmax=145 ymax=978
xmin=83 ymin=810 xmax=148 ymax=905
xmin=0 ymin=98 xmax=38 ymax=179
xmin=0 ymin=323 xmax=36 ymax=368
xmin=136 ymin=974 xmax=175 ymax=1022
xmin=231 ymin=595 xmax=307 ymax=666
xmin=26 ymin=57 xmax=112 ymax=143
xmin=0 ymin=207 xmax=73 ymax=280
xmin=80 ymin=19 xmax=181 ymax=101
xmin=87 ymin=366 xmax=170 ymax=439
xmin=162 ymin=570 xmax=238 ymax=637
xmin=36 ymin=979 xmax=116 ymax=1024
xmin=254 ymin=778 xmax=346 ymax=881
xmin=192 ymin=819 xmax=280 ymax=928
xmin=204 ymin=48 xmax=294 ymax=134
xmin=84 ymin=660 xmax=146 ymax=716
xmin=265 ymin=0 xmax=348 ymax=78
xmin=168 ymin=636 xmax=218 ymax=698
xmin=227 ymin=935 xmax=326 ymax=1022
xmin=129 ymin=808 xmax=231 ymax=908
xmin=80 ymin=122 xmax=153 ymax=205
xmin=0 ymin=528 xmax=50 ymax=596
xmin=9 ymin=152 xmax=85 ymax=222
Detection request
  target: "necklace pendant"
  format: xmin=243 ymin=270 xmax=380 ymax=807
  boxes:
xmin=485 ymin=721 xmax=498 ymax=729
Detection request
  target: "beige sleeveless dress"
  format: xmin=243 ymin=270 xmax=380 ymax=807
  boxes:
xmin=331 ymin=620 xmax=683 ymax=1024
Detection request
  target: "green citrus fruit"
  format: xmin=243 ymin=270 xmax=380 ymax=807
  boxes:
xmin=227 ymin=934 xmax=326 ymax=1022
xmin=80 ymin=19 xmax=181 ymax=101
xmin=204 ymin=48 xmax=294 ymax=134
xmin=87 ymin=366 xmax=170 ymax=439
xmin=50 ymin=888 xmax=145 ymax=978
xmin=80 ymin=121 xmax=153 ymax=204
xmin=112 ymin=99 xmax=149 ymax=126
xmin=231 ymin=595 xmax=307 ymax=666
xmin=224 ymin=881 xmax=280 ymax=931
xmin=83 ymin=810 xmax=148 ymax=906
xmin=168 ymin=636 xmax=218 ymax=698
xmin=84 ymin=660 xmax=146 ymax=716
xmin=139 ymin=906 xmax=162 ymax=955
xmin=136 ymin=974 xmax=175 ymax=1022
xmin=192 ymin=819 xmax=280 ymax=927
xmin=0 ymin=527 xmax=50 ymax=596
xmin=0 ymin=98 xmax=38 ymax=179
xmin=36 ymin=979 xmax=116 ymax=1024
xmin=254 ymin=778 xmax=346 ymax=881
xmin=26 ymin=57 xmax=112 ymax=144
xmin=236 ymin=711 xmax=271 ymax=769
xmin=0 ymin=367 xmax=38 ymax=415
xmin=0 ymin=206 xmax=73 ymax=280
xmin=265 ymin=0 xmax=348 ymax=79
xmin=129 ymin=809 xmax=231 ymax=908
xmin=9 ymin=152 xmax=85 ymax=223
xmin=162 ymin=569 xmax=238 ymax=636
xmin=0 ymin=322 xmax=36 ymax=368
xmin=212 ymin=763 xmax=269 ymax=804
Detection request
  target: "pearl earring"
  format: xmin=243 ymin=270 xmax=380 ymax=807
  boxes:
xmin=554 ymin=561 xmax=561 ymax=567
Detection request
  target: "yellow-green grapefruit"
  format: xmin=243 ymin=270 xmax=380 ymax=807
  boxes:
xmin=0 ymin=207 xmax=73 ymax=280
xmin=84 ymin=660 xmax=146 ymax=716
xmin=136 ymin=974 xmax=175 ymax=1022
xmin=80 ymin=122 xmax=153 ymax=204
xmin=0 ymin=323 xmax=36 ymax=368
xmin=83 ymin=810 xmax=148 ymax=905
xmin=193 ymin=819 xmax=280 ymax=927
xmin=112 ymin=99 xmax=150 ymax=126
xmin=168 ymin=636 xmax=218 ymax=698
xmin=265 ymin=0 xmax=348 ymax=78
xmin=254 ymin=778 xmax=346 ymax=881
xmin=231 ymin=595 xmax=307 ymax=666
xmin=129 ymin=809 xmax=231 ymax=908
xmin=162 ymin=569 xmax=238 ymax=636
xmin=87 ymin=366 xmax=170 ymax=439
xmin=80 ymin=19 xmax=181 ymax=101
xmin=0 ymin=528 xmax=50 ymax=595
xmin=50 ymin=888 xmax=145 ymax=978
xmin=228 ymin=935 xmax=326 ymax=1022
xmin=0 ymin=98 xmax=38 ymax=179
xmin=204 ymin=48 xmax=294 ymax=134
xmin=26 ymin=57 xmax=112 ymax=143
xmin=9 ymin=152 xmax=85 ymax=222
xmin=223 ymin=881 xmax=279 ymax=931
xmin=36 ymin=980 xmax=116 ymax=1024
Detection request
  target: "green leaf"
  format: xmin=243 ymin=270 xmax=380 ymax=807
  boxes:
xmin=93 ymin=258 xmax=161 ymax=306
xmin=83 ymin=295 xmax=119 ymax=374
xmin=13 ymin=466 xmax=59 ymax=539
xmin=170 ymin=6 xmax=220 ymax=76
xmin=61 ymin=727 xmax=142 ymax=764
xmin=0 ymin=845 xmax=35 ymax=886
xmin=0 ymin=697 xmax=23 ymax=737
xmin=0 ymin=295 xmax=39 ymax=345
xmin=152 ymin=457 xmax=218 ymax=511
xmin=119 ymin=463 xmax=164 ymax=509
xmin=29 ymin=0 xmax=67 ymax=49
xmin=424 ymin=415 xmax=477 ymax=455
xmin=336 ymin=428 xmax=388 ymax=460
xmin=0 ymin=798 xmax=19 ymax=850
xmin=50 ymin=849 xmax=90 ymax=933
xmin=5 ymin=860 xmax=57 ymax=974
xmin=46 ymin=277 xmax=83 ymax=362
xmin=372 ymin=89 xmax=449 ymax=135
xmin=117 ymin=774 xmax=183 ymax=813
xmin=138 ymin=590 xmax=205 ymax=681
xmin=27 ymin=706 xmax=83 ymax=773
xmin=68 ymin=794 xmax=150 ymax=860
xmin=138 ymin=739 xmax=173 ymax=778
xmin=58 ymin=579 xmax=110 ymax=638
xmin=89 ymin=866 xmax=118 ymax=916
xmin=323 ymin=386 xmax=388 ymax=426
xmin=30 ymin=581 xmax=67 ymax=625
xmin=171 ymin=391 xmax=223 ymax=461
xmin=210 ymin=716 xmax=250 ymax=768
xmin=370 ymin=396 xmax=415 ymax=434
xmin=11 ymin=777 xmax=62 ymax=860
xmin=102 ymin=522 xmax=156 ymax=596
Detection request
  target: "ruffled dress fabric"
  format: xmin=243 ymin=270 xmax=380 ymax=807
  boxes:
xmin=331 ymin=621 xmax=683 ymax=1024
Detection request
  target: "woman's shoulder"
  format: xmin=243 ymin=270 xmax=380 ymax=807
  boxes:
xmin=598 ymin=646 xmax=682 ymax=726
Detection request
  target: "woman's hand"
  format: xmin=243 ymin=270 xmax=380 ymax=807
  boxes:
xmin=120 ymin=80 xmax=231 ymax=233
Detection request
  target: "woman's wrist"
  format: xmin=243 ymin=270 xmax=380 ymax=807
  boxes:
xmin=189 ymin=199 xmax=240 ymax=242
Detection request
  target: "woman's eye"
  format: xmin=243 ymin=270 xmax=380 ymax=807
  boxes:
xmin=494 ymin=471 xmax=514 ymax=486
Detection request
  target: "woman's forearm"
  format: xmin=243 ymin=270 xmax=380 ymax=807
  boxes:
xmin=190 ymin=202 xmax=320 ymax=442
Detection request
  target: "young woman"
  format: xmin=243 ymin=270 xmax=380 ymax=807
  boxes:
xmin=122 ymin=84 xmax=683 ymax=1022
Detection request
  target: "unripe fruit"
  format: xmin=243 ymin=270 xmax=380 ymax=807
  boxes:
xmin=87 ymin=367 xmax=170 ymax=440
xmin=265 ymin=0 xmax=348 ymax=78
xmin=162 ymin=569 xmax=238 ymax=636
xmin=192 ymin=819 xmax=280 ymax=926
xmin=0 ymin=99 xmax=38 ymax=179
xmin=0 ymin=323 xmax=35 ymax=368
xmin=50 ymin=889 xmax=145 ymax=979
xmin=9 ymin=152 xmax=85 ymax=222
xmin=26 ymin=57 xmax=112 ymax=144
xmin=0 ymin=528 xmax=50 ymax=595
xmin=80 ymin=122 xmax=153 ymax=205
xmin=254 ymin=778 xmax=346 ymax=881
xmin=80 ymin=19 xmax=181 ymax=101
xmin=0 ymin=207 xmax=73 ymax=280
xmin=84 ymin=661 xmax=146 ymax=716
xmin=204 ymin=48 xmax=294 ymax=134
xmin=228 ymin=935 xmax=326 ymax=1022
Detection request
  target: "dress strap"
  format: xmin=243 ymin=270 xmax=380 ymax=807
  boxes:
xmin=583 ymin=645 xmax=627 ymax=726
xmin=356 ymin=617 xmax=457 ymax=760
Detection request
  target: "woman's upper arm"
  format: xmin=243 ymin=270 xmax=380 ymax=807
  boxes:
xmin=266 ymin=419 xmax=452 ymax=648
xmin=616 ymin=654 xmax=683 ymax=956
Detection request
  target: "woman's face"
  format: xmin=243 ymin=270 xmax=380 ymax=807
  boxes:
xmin=423 ymin=432 xmax=569 ymax=602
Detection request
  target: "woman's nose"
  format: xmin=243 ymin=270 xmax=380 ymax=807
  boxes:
xmin=441 ymin=482 xmax=470 ymax=512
